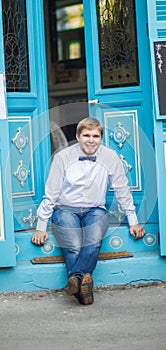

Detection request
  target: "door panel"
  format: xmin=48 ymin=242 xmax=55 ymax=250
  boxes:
xmin=147 ymin=0 xmax=166 ymax=255
xmin=0 ymin=120 xmax=16 ymax=266
xmin=83 ymin=0 xmax=158 ymax=225
xmin=0 ymin=1 xmax=16 ymax=266
xmin=2 ymin=0 xmax=51 ymax=232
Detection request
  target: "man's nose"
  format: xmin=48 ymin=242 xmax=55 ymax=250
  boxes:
xmin=88 ymin=136 xmax=95 ymax=142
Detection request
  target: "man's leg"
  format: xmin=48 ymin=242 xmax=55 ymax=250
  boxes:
xmin=52 ymin=207 xmax=85 ymax=297
xmin=52 ymin=207 xmax=82 ymax=276
xmin=52 ymin=207 xmax=108 ymax=305
xmin=69 ymin=207 xmax=109 ymax=276
xmin=69 ymin=207 xmax=109 ymax=305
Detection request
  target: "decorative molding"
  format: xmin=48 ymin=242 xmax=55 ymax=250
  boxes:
xmin=119 ymin=154 xmax=132 ymax=174
xmin=110 ymin=122 xmax=130 ymax=149
xmin=12 ymin=127 xmax=28 ymax=154
xmin=14 ymin=160 xmax=30 ymax=187
xmin=22 ymin=208 xmax=37 ymax=228
xmin=109 ymin=203 xmax=125 ymax=223
xmin=8 ymin=116 xmax=35 ymax=198
xmin=41 ymin=240 xmax=55 ymax=254
xmin=104 ymin=110 xmax=141 ymax=191
xmin=143 ymin=233 xmax=157 ymax=247
xmin=15 ymin=243 xmax=21 ymax=256
xmin=109 ymin=236 xmax=123 ymax=249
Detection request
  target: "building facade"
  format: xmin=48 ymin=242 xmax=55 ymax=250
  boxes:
xmin=0 ymin=0 xmax=166 ymax=292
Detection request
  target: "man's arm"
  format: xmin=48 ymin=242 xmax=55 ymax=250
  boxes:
xmin=111 ymin=152 xmax=145 ymax=238
xmin=32 ymin=154 xmax=64 ymax=245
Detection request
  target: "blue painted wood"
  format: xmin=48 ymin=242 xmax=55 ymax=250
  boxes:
xmin=14 ymin=223 xmax=159 ymax=263
xmin=0 ymin=120 xmax=16 ymax=267
xmin=0 ymin=2 xmax=16 ymax=267
xmin=0 ymin=251 xmax=166 ymax=292
xmin=83 ymin=0 xmax=158 ymax=226
xmin=147 ymin=0 xmax=166 ymax=255
xmin=6 ymin=0 xmax=51 ymax=232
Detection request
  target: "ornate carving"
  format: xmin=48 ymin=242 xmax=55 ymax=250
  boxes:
xmin=110 ymin=122 xmax=130 ymax=148
xmin=109 ymin=235 xmax=123 ymax=249
xmin=22 ymin=209 xmax=37 ymax=228
xmin=119 ymin=154 xmax=132 ymax=174
xmin=41 ymin=240 xmax=55 ymax=254
xmin=13 ymin=160 xmax=30 ymax=187
xmin=109 ymin=204 xmax=125 ymax=223
xmin=12 ymin=127 xmax=28 ymax=154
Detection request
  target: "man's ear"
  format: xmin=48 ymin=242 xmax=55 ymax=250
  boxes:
xmin=76 ymin=134 xmax=79 ymax=141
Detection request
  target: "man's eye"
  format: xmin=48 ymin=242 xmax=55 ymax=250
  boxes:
xmin=82 ymin=134 xmax=100 ymax=138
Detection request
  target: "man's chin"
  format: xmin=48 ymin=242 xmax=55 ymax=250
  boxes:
xmin=85 ymin=150 xmax=96 ymax=155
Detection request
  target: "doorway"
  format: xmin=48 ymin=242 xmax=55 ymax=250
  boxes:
xmin=44 ymin=0 xmax=88 ymax=151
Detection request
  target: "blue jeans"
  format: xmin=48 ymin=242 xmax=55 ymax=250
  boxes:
xmin=52 ymin=206 xmax=109 ymax=277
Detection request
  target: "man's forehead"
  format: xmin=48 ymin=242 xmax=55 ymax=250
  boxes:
xmin=81 ymin=127 xmax=101 ymax=134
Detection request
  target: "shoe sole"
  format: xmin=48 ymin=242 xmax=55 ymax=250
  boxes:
xmin=64 ymin=276 xmax=79 ymax=296
xmin=80 ymin=273 xmax=94 ymax=305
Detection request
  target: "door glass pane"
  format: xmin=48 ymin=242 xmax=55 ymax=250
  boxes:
xmin=2 ymin=0 xmax=30 ymax=92
xmin=49 ymin=1 xmax=86 ymax=83
xmin=96 ymin=0 xmax=139 ymax=88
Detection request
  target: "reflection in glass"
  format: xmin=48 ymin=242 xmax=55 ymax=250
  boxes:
xmin=48 ymin=1 xmax=86 ymax=85
xmin=56 ymin=4 xmax=84 ymax=32
xmin=97 ymin=0 xmax=139 ymax=88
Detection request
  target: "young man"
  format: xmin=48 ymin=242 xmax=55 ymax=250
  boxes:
xmin=32 ymin=118 xmax=145 ymax=305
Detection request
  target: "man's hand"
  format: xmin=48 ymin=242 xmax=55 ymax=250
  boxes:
xmin=129 ymin=224 xmax=145 ymax=240
xmin=32 ymin=230 xmax=49 ymax=246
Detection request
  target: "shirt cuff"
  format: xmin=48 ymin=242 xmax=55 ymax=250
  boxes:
xmin=36 ymin=217 xmax=48 ymax=232
xmin=127 ymin=212 xmax=138 ymax=227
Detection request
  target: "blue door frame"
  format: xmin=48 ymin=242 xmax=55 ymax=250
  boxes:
xmin=0 ymin=1 xmax=15 ymax=267
xmin=83 ymin=0 xmax=158 ymax=237
xmin=147 ymin=0 xmax=166 ymax=255
xmin=0 ymin=0 xmax=51 ymax=267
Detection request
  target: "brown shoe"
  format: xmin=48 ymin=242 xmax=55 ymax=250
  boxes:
xmin=64 ymin=275 xmax=79 ymax=296
xmin=78 ymin=273 xmax=94 ymax=305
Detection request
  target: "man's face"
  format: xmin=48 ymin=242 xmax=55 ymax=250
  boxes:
xmin=76 ymin=127 xmax=102 ymax=155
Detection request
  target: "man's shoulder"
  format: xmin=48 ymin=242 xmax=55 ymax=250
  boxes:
xmin=55 ymin=143 xmax=79 ymax=160
xmin=99 ymin=145 xmax=117 ymax=157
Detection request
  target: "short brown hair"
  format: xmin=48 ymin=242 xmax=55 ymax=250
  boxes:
xmin=76 ymin=118 xmax=103 ymax=137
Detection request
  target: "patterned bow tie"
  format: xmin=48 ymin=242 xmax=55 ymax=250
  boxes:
xmin=79 ymin=156 xmax=96 ymax=162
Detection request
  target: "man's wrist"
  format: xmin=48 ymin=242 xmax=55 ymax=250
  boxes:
xmin=36 ymin=218 xmax=48 ymax=232
xmin=127 ymin=212 xmax=138 ymax=227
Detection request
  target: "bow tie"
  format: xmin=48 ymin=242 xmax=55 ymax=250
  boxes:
xmin=79 ymin=156 xmax=96 ymax=162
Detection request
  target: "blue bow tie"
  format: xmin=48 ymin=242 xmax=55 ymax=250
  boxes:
xmin=79 ymin=156 xmax=96 ymax=162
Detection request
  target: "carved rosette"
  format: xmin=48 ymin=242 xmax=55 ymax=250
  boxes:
xmin=110 ymin=122 xmax=130 ymax=148
xmin=13 ymin=160 xmax=30 ymax=187
xmin=12 ymin=127 xmax=28 ymax=154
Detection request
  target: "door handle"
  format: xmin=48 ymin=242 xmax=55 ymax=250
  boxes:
xmin=88 ymin=99 xmax=99 ymax=106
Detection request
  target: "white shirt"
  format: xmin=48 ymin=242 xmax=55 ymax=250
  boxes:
xmin=36 ymin=143 xmax=138 ymax=231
